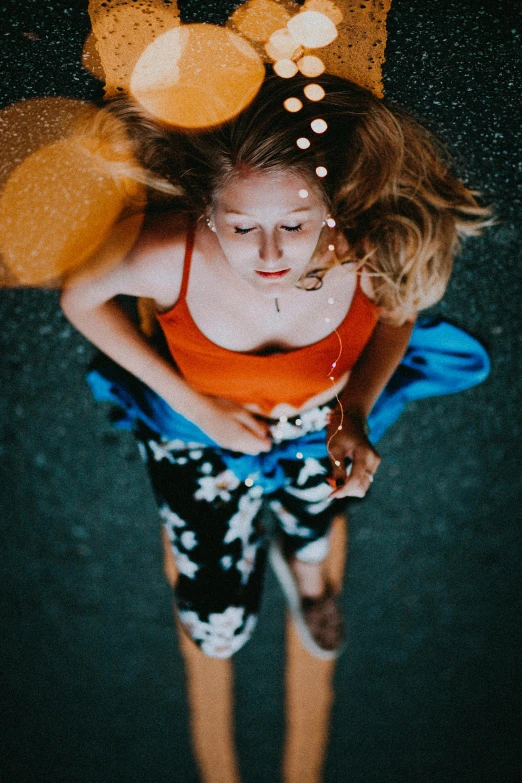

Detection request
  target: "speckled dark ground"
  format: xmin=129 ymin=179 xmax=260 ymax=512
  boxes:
xmin=1 ymin=2 xmax=521 ymax=782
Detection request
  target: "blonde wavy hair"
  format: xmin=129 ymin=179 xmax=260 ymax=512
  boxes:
xmin=98 ymin=71 xmax=491 ymax=323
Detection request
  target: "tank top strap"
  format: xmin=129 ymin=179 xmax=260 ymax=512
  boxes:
xmin=178 ymin=223 xmax=196 ymax=302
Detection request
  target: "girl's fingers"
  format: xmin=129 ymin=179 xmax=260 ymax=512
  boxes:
xmin=333 ymin=472 xmax=371 ymax=499
xmin=327 ymin=449 xmax=352 ymax=495
xmin=329 ymin=445 xmax=380 ymax=498
xmin=236 ymin=410 xmax=272 ymax=440
xmin=246 ymin=422 xmax=272 ymax=445
xmin=236 ymin=429 xmax=271 ymax=453
xmin=232 ymin=426 xmax=271 ymax=454
xmin=344 ymin=447 xmax=380 ymax=497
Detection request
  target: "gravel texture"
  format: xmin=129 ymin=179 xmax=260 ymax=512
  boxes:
xmin=1 ymin=1 xmax=521 ymax=782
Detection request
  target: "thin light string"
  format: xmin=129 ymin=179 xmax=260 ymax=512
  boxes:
xmin=326 ymin=325 xmax=344 ymax=468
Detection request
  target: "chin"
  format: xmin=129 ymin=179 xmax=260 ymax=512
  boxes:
xmin=255 ymin=281 xmax=294 ymax=298
xmin=254 ymin=269 xmax=303 ymax=289
xmin=251 ymin=283 xmax=282 ymax=298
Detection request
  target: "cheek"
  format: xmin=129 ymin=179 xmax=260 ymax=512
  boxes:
xmin=285 ymin=233 xmax=321 ymax=260
xmin=221 ymin=241 xmax=256 ymax=272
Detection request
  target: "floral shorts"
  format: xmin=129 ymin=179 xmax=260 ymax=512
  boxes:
xmin=135 ymin=404 xmax=345 ymax=658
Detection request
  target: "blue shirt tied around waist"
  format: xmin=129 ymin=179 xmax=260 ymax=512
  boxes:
xmin=87 ymin=318 xmax=490 ymax=494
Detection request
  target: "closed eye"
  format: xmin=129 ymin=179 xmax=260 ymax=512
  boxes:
xmin=234 ymin=224 xmax=303 ymax=235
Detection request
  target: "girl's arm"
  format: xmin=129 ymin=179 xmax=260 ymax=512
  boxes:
xmin=327 ymin=318 xmax=415 ymax=498
xmin=60 ymin=245 xmax=271 ymax=454
xmin=339 ymin=318 xmax=415 ymax=418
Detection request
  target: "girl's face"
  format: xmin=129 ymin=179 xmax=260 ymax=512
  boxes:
xmin=210 ymin=170 xmax=328 ymax=297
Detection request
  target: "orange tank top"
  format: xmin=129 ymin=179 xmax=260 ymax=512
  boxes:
xmin=156 ymin=227 xmax=380 ymax=414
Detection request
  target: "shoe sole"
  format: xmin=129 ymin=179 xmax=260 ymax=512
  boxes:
xmin=268 ymin=540 xmax=344 ymax=661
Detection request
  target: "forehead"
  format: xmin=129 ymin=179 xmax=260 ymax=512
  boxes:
xmin=214 ymin=170 xmax=325 ymax=215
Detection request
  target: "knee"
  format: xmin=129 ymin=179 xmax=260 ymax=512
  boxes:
xmin=294 ymin=535 xmax=330 ymax=564
xmin=177 ymin=607 xmax=258 ymax=659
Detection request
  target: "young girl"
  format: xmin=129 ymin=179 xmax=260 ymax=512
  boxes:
xmin=60 ymin=72 xmax=488 ymax=660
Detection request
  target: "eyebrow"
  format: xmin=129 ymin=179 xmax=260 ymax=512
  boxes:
xmin=224 ymin=207 xmax=314 ymax=216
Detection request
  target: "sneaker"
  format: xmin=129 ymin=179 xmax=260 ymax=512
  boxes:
xmin=269 ymin=539 xmax=345 ymax=660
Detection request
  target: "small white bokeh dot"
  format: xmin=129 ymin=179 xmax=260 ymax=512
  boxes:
xmin=311 ymin=118 xmax=328 ymax=134
xmin=304 ymin=83 xmax=325 ymax=102
xmin=284 ymin=97 xmax=303 ymax=113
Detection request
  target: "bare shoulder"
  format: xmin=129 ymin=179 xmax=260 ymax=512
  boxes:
xmin=358 ymin=265 xmax=416 ymax=325
xmin=124 ymin=211 xmax=189 ymax=305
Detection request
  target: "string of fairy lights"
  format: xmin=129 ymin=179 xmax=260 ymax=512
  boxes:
xmin=261 ymin=4 xmax=348 ymax=468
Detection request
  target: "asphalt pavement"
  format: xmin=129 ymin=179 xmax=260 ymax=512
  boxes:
xmin=1 ymin=1 xmax=521 ymax=781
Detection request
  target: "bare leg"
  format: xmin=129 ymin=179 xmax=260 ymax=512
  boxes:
xmin=283 ymin=514 xmax=348 ymax=783
xmin=177 ymin=619 xmax=241 ymax=783
xmin=162 ymin=529 xmax=242 ymax=783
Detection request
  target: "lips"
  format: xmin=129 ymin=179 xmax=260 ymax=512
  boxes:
xmin=255 ymin=269 xmax=290 ymax=279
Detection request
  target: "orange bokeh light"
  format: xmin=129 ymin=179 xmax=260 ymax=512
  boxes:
xmin=287 ymin=11 xmax=338 ymax=49
xmin=265 ymin=28 xmax=303 ymax=61
xmin=303 ymin=0 xmax=343 ymax=27
xmin=0 ymin=138 xmax=130 ymax=285
xmin=229 ymin=0 xmax=291 ymax=43
xmin=130 ymin=24 xmax=265 ymax=129
xmin=0 ymin=98 xmax=92 ymax=191
xmin=65 ymin=212 xmax=145 ymax=288
xmin=0 ymin=97 xmax=144 ymax=287
xmin=273 ymin=58 xmax=299 ymax=78
xmin=297 ymin=55 xmax=326 ymax=77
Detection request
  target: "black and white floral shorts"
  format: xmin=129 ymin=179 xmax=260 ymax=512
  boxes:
xmin=135 ymin=405 xmax=345 ymax=658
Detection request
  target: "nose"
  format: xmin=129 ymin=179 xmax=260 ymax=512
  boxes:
xmin=258 ymin=231 xmax=284 ymax=267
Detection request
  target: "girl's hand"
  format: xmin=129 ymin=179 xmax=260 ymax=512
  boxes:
xmin=326 ymin=408 xmax=381 ymax=499
xmin=195 ymin=397 xmax=272 ymax=455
